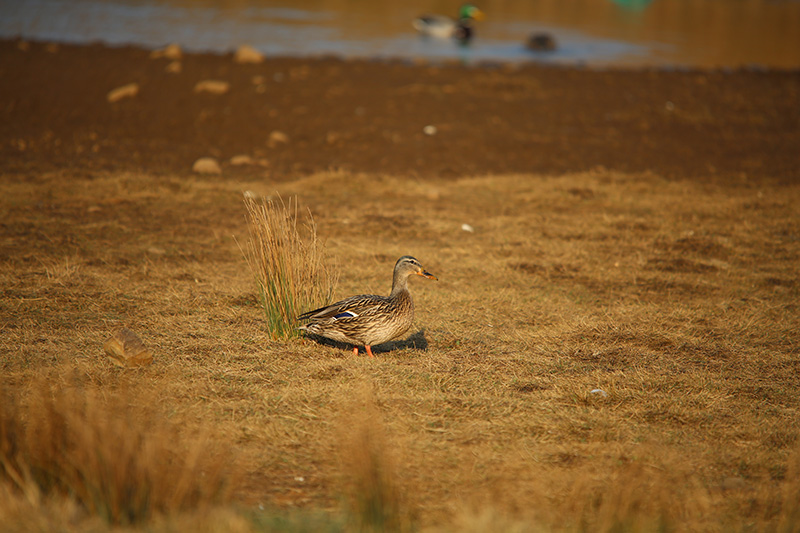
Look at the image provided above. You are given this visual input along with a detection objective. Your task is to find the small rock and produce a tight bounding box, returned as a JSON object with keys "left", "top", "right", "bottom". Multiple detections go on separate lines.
{"left": 107, "top": 83, "right": 139, "bottom": 103}
{"left": 231, "top": 154, "right": 269, "bottom": 167}
{"left": 326, "top": 131, "right": 341, "bottom": 145}
{"left": 423, "top": 125, "right": 437, "bottom": 136}
{"left": 151, "top": 43, "right": 182, "bottom": 60}
{"left": 103, "top": 328, "right": 153, "bottom": 367}
{"left": 194, "top": 80, "right": 230, "bottom": 95}
{"left": 165, "top": 60, "right": 182, "bottom": 74}
{"left": 230, "top": 154, "right": 255, "bottom": 166}
{"left": 461, "top": 223, "right": 474, "bottom": 233}
{"left": 267, "top": 130, "right": 289, "bottom": 148}
{"left": 234, "top": 44, "right": 264, "bottom": 64}
{"left": 192, "top": 157, "right": 222, "bottom": 175}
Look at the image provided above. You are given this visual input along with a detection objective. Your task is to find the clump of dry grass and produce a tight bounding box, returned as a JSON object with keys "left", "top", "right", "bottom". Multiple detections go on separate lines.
{"left": 337, "top": 387, "right": 410, "bottom": 533}
{"left": 0, "top": 374, "right": 236, "bottom": 525}
{"left": 560, "top": 450, "right": 712, "bottom": 532}
{"left": 774, "top": 450, "right": 800, "bottom": 532}
{"left": 241, "top": 195, "right": 337, "bottom": 339}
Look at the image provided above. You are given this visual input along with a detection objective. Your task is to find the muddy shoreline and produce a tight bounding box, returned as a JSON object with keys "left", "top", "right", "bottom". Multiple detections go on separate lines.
{"left": 1, "top": 39, "right": 798, "bottom": 183}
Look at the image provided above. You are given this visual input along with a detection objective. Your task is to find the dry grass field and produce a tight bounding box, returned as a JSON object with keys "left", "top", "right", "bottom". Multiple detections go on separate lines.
{"left": 2, "top": 165, "right": 799, "bottom": 531}
{"left": 2, "top": 38, "right": 800, "bottom": 531}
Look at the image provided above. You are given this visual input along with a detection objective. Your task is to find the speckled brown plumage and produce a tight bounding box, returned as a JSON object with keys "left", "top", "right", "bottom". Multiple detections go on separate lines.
{"left": 298, "top": 256, "right": 437, "bottom": 357}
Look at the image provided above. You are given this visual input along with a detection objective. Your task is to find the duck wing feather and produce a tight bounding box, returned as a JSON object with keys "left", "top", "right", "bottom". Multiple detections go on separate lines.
{"left": 298, "top": 294, "right": 391, "bottom": 322}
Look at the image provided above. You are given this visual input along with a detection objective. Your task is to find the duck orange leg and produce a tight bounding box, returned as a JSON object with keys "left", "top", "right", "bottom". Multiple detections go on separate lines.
{"left": 365, "top": 345, "right": 375, "bottom": 358}
{"left": 353, "top": 346, "right": 359, "bottom": 356}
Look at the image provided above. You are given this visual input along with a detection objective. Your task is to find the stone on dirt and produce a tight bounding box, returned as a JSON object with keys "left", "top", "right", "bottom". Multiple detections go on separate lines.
{"left": 235, "top": 44, "right": 264, "bottom": 64}
{"left": 193, "top": 157, "right": 222, "bottom": 174}
{"left": 150, "top": 43, "right": 182, "bottom": 60}
{"left": 107, "top": 83, "right": 139, "bottom": 103}
{"left": 230, "top": 154, "right": 269, "bottom": 167}
{"left": 165, "top": 60, "right": 182, "bottom": 73}
{"left": 103, "top": 328, "right": 153, "bottom": 367}
{"left": 230, "top": 154, "right": 255, "bottom": 166}
{"left": 267, "top": 130, "right": 289, "bottom": 148}
{"left": 194, "top": 80, "right": 230, "bottom": 95}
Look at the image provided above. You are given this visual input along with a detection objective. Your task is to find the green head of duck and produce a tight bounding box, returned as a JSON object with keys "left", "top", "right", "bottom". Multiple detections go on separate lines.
{"left": 459, "top": 4, "right": 485, "bottom": 22}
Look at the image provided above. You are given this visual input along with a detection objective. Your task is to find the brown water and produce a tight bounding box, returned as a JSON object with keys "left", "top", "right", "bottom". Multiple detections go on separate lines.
{"left": 2, "top": 0, "right": 799, "bottom": 68}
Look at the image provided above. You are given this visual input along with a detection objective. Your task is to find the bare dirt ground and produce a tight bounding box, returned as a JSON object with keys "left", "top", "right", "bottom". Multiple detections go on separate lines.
{"left": 1, "top": 39, "right": 799, "bottom": 531}
{"left": 2, "top": 40, "right": 798, "bottom": 181}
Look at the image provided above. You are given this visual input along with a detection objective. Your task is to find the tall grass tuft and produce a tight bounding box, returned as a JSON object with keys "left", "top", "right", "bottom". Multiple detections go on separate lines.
{"left": 0, "top": 375, "right": 236, "bottom": 525}
{"left": 242, "top": 195, "right": 337, "bottom": 339}
{"left": 775, "top": 449, "right": 800, "bottom": 532}
{"left": 337, "top": 387, "right": 410, "bottom": 533}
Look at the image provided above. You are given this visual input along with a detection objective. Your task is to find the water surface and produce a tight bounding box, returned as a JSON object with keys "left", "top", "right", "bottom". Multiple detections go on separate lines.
{"left": 1, "top": 0, "right": 798, "bottom": 68}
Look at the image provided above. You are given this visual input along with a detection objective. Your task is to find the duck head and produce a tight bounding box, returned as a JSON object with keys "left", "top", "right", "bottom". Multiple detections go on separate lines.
{"left": 395, "top": 256, "right": 438, "bottom": 281}
{"left": 459, "top": 4, "right": 485, "bottom": 21}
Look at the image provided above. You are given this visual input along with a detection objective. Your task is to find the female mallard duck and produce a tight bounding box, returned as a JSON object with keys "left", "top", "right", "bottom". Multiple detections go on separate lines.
{"left": 413, "top": 4, "right": 485, "bottom": 43}
{"left": 298, "top": 256, "right": 437, "bottom": 357}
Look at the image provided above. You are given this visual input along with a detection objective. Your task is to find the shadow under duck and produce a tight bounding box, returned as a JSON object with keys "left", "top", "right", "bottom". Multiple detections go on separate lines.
{"left": 297, "top": 256, "right": 437, "bottom": 357}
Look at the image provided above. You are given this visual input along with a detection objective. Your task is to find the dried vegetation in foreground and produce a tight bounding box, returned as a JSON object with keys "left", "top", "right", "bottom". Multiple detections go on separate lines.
{"left": 1, "top": 168, "right": 799, "bottom": 531}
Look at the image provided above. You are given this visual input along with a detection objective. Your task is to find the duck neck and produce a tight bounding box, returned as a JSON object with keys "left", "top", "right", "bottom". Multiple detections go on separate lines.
{"left": 389, "top": 272, "right": 411, "bottom": 298}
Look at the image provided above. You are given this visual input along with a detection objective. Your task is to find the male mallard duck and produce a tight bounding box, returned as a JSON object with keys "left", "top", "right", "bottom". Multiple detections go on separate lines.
{"left": 413, "top": 4, "right": 485, "bottom": 43}
{"left": 297, "top": 256, "right": 437, "bottom": 357}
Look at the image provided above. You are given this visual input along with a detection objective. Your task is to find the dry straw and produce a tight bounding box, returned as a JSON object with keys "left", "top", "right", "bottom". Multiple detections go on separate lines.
{"left": 0, "top": 376, "right": 235, "bottom": 525}
{"left": 241, "top": 195, "right": 337, "bottom": 339}
{"left": 337, "top": 386, "right": 410, "bottom": 533}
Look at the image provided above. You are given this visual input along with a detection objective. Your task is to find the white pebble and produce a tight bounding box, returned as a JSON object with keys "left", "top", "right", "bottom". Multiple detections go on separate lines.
{"left": 194, "top": 80, "right": 230, "bottom": 95}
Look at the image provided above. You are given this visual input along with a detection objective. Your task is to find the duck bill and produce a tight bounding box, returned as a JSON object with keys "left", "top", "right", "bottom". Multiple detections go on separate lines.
{"left": 418, "top": 270, "right": 438, "bottom": 280}
{"left": 472, "top": 9, "right": 485, "bottom": 21}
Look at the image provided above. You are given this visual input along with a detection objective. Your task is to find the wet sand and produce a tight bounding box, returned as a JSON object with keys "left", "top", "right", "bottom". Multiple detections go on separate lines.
{"left": 1, "top": 38, "right": 798, "bottom": 183}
